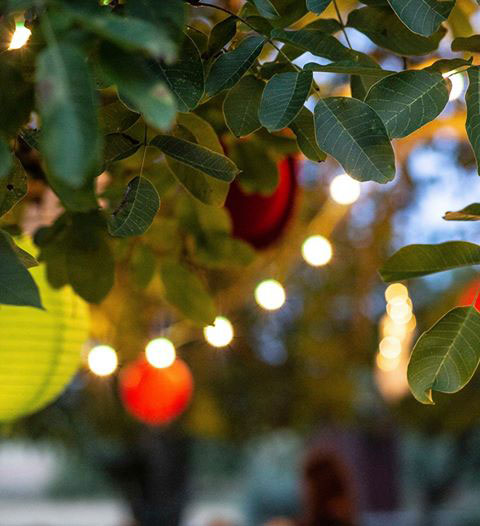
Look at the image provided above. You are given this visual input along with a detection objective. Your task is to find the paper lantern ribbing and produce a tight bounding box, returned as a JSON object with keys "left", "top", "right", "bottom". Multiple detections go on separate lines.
{"left": 120, "top": 358, "right": 194, "bottom": 425}
{"left": 0, "top": 240, "right": 89, "bottom": 422}
{"left": 225, "top": 157, "right": 298, "bottom": 249}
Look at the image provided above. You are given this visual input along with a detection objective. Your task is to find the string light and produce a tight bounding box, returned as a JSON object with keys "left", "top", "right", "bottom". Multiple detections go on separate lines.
{"left": 203, "top": 316, "right": 234, "bottom": 348}
{"left": 8, "top": 22, "right": 31, "bottom": 50}
{"left": 145, "top": 337, "right": 176, "bottom": 369}
{"left": 301, "top": 235, "right": 333, "bottom": 267}
{"left": 329, "top": 174, "right": 361, "bottom": 205}
{"left": 255, "top": 279, "right": 286, "bottom": 311}
{"left": 379, "top": 336, "right": 402, "bottom": 359}
{"left": 87, "top": 345, "right": 118, "bottom": 377}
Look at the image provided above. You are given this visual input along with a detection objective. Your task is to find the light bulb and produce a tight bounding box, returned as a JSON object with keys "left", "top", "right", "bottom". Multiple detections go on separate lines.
{"left": 203, "top": 316, "right": 234, "bottom": 348}
{"left": 387, "top": 297, "right": 413, "bottom": 324}
{"left": 379, "top": 336, "right": 402, "bottom": 359}
{"left": 9, "top": 23, "right": 31, "bottom": 50}
{"left": 145, "top": 337, "right": 176, "bottom": 369}
{"left": 301, "top": 235, "right": 333, "bottom": 267}
{"left": 329, "top": 174, "right": 361, "bottom": 205}
{"left": 255, "top": 279, "right": 286, "bottom": 311}
{"left": 88, "top": 345, "right": 118, "bottom": 377}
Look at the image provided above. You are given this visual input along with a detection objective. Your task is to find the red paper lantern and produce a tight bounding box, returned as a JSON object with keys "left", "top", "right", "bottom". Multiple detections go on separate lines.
{"left": 225, "top": 157, "right": 299, "bottom": 249}
{"left": 458, "top": 278, "right": 480, "bottom": 311}
{"left": 119, "top": 358, "right": 193, "bottom": 425}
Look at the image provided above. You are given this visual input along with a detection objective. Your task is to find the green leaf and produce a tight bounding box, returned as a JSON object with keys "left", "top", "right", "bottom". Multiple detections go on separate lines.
{"left": 290, "top": 107, "right": 326, "bottom": 163}
{"left": 108, "top": 176, "right": 160, "bottom": 238}
{"left": 126, "top": 0, "right": 186, "bottom": 56}
{"left": 159, "top": 117, "right": 229, "bottom": 206}
{"left": 387, "top": 0, "right": 455, "bottom": 37}
{"left": 271, "top": 28, "right": 353, "bottom": 61}
{"left": 248, "top": 0, "right": 280, "bottom": 18}
{"left": 230, "top": 141, "right": 279, "bottom": 195}
{"left": 0, "top": 139, "right": 12, "bottom": 180}
{"left": 223, "top": 75, "right": 265, "bottom": 137}
{"left": 347, "top": 6, "right": 447, "bottom": 55}
{"left": 36, "top": 43, "right": 101, "bottom": 189}
{"left": 259, "top": 71, "right": 313, "bottom": 132}
{"left": 66, "top": 7, "right": 176, "bottom": 61}
{"left": 193, "top": 234, "right": 256, "bottom": 269}
{"left": 425, "top": 57, "right": 472, "bottom": 74}
{"left": 160, "top": 259, "right": 216, "bottom": 326}
{"left": 466, "top": 66, "right": 480, "bottom": 174}
{"left": 205, "top": 36, "right": 265, "bottom": 96}
{"left": 155, "top": 33, "right": 204, "bottom": 112}
{"left": 0, "top": 230, "right": 42, "bottom": 309}
{"left": 452, "top": 35, "right": 480, "bottom": 52}
{"left": 408, "top": 306, "right": 480, "bottom": 404}
{"left": 444, "top": 203, "right": 480, "bottom": 221}
{"left": 150, "top": 135, "right": 239, "bottom": 182}
{"left": 100, "top": 100, "right": 140, "bottom": 134}
{"left": 380, "top": 241, "right": 480, "bottom": 282}
{"left": 99, "top": 43, "right": 176, "bottom": 131}
{"left": 207, "top": 16, "right": 237, "bottom": 57}
{"left": 0, "top": 156, "right": 27, "bottom": 217}
{"left": 103, "top": 133, "right": 141, "bottom": 165}
{"left": 130, "top": 244, "right": 156, "bottom": 289}
{"left": 306, "top": 0, "right": 331, "bottom": 14}
{"left": 314, "top": 97, "right": 395, "bottom": 183}
{"left": 364, "top": 70, "right": 450, "bottom": 139}
{"left": 65, "top": 212, "right": 114, "bottom": 304}
{"left": 49, "top": 178, "right": 98, "bottom": 213}
{"left": 304, "top": 60, "right": 394, "bottom": 77}
{"left": 0, "top": 60, "right": 33, "bottom": 138}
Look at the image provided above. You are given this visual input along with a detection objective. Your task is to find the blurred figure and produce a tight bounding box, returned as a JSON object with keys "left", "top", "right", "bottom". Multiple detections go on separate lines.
{"left": 297, "top": 449, "right": 356, "bottom": 526}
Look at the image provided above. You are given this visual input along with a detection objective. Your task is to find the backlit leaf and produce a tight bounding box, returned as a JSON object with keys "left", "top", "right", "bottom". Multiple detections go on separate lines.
{"left": 380, "top": 241, "right": 480, "bottom": 282}
{"left": 0, "top": 156, "right": 27, "bottom": 217}
{"left": 408, "top": 307, "right": 480, "bottom": 404}
{"left": 314, "top": 97, "right": 395, "bottom": 183}
{"left": 444, "top": 203, "right": 480, "bottom": 221}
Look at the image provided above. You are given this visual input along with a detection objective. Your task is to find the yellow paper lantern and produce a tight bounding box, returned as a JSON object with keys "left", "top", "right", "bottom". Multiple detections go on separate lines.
{"left": 0, "top": 239, "right": 89, "bottom": 422}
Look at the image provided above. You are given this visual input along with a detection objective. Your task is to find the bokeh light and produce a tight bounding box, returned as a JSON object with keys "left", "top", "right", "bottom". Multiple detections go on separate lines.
{"left": 255, "top": 279, "right": 286, "bottom": 311}
{"left": 329, "top": 174, "right": 361, "bottom": 205}
{"left": 145, "top": 337, "right": 176, "bottom": 369}
{"left": 379, "top": 336, "right": 402, "bottom": 359}
{"left": 448, "top": 72, "right": 465, "bottom": 102}
{"left": 203, "top": 316, "right": 234, "bottom": 348}
{"left": 9, "top": 23, "right": 31, "bottom": 50}
{"left": 385, "top": 283, "right": 409, "bottom": 303}
{"left": 376, "top": 353, "right": 401, "bottom": 372}
{"left": 88, "top": 345, "right": 118, "bottom": 377}
{"left": 301, "top": 235, "right": 333, "bottom": 267}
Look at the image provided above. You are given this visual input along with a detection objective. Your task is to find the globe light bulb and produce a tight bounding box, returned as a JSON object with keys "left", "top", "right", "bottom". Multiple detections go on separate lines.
{"left": 145, "top": 337, "right": 176, "bottom": 369}
{"left": 379, "top": 336, "right": 402, "bottom": 359}
{"left": 9, "top": 23, "right": 31, "bottom": 50}
{"left": 301, "top": 235, "right": 333, "bottom": 267}
{"left": 329, "top": 174, "right": 361, "bottom": 205}
{"left": 255, "top": 279, "right": 286, "bottom": 311}
{"left": 88, "top": 345, "right": 118, "bottom": 377}
{"left": 447, "top": 72, "right": 465, "bottom": 102}
{"left": 387, "top": 297, "right": 413, "bottom": 324}
{"left": 203, "top": 316, "right": 234, "bottom": 348}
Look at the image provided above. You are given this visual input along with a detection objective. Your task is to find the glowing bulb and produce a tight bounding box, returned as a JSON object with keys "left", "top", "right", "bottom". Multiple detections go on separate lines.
{"left": 385, "top": 283, "right": 409, "bottom": 303}
{"left": 203, "top": 316, "right": 234, "bottom": 348}
{"left": 145, "top": 337, "right": 176, "bottom": 369}
{"left": 9, "top": 23, "right": 31, "bottom": 50}
{"left": 376, "top": 353, "right": 401, "bottom": 372}
{"left": 379, "top": 336, "right": 402, "bottom": 359}
{"left": 301, "top": 235, "right": 333, "bottom": 267}
{"left": 329, "top": 174, "right": 361, "bottom": 205}
{"left": 88, "top": 345, "right": 118, "bottom": 376}
{"left": 380, "top": 314, "right": 408, "bottom": 339}
{"left": 255, "top": 279, "right": 286, "bottom": 311}
{"left": 447, "top": 72, "right": 465, "bottom": 102}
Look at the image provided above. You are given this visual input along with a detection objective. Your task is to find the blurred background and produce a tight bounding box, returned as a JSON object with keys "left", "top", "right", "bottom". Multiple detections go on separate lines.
{"left": 3, "top": 1, "right": 480, "bottom": 525}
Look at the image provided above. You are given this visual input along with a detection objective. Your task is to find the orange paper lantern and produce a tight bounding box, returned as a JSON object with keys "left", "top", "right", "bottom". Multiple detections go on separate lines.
{"left": 119, "top": 357, "right": 193, "bottom": 425}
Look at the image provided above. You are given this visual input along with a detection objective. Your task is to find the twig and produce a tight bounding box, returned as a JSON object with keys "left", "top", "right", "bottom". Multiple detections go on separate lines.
{"left": 332, "top": 0, "right": 352, "bottom": 50}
